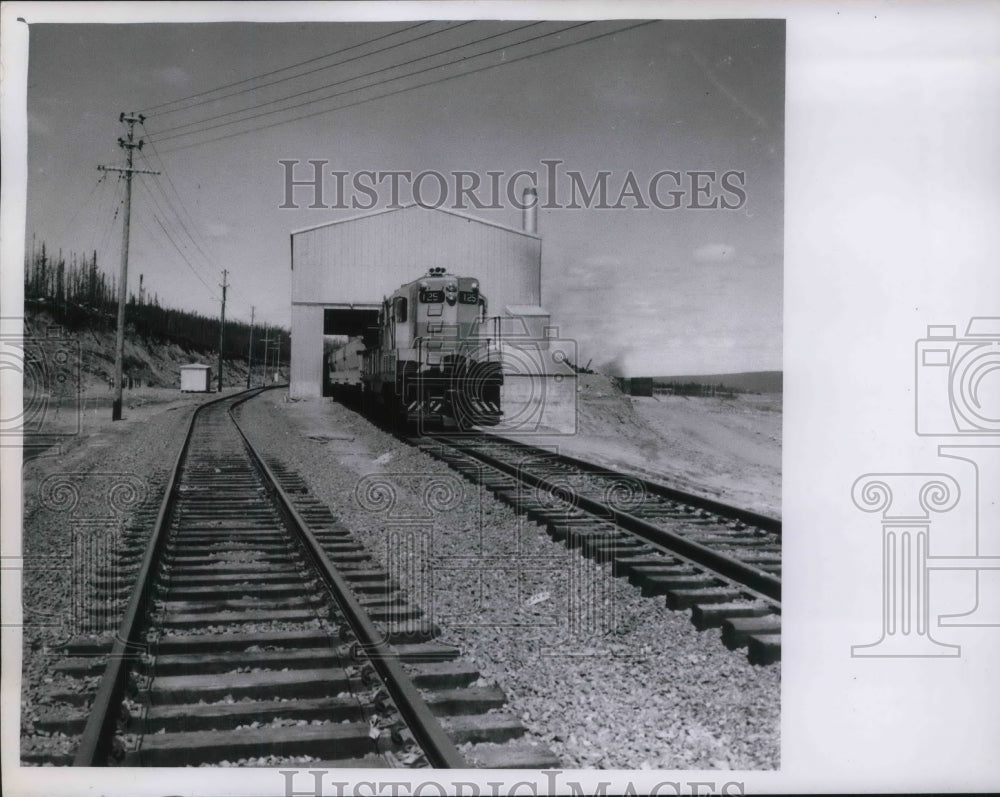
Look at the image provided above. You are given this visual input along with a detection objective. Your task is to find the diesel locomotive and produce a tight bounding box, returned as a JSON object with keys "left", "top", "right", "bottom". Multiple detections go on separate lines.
{"left": 327, "top": 268, "right": 503, "bottom": 430}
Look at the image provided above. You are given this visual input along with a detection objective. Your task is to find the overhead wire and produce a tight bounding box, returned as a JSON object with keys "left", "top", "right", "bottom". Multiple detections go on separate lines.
{"left": 97, "top": 174, "right": 127, "bottom": 254}
{"left": 154, "top": 21, "right": 655, "bottom": 154}
{"left": 149, "top": 21, "right": 523, "bottom": 139}
{"left": 135, "top": 175, "right": 219, "bottom": 297}
{"left": 143, "top": 202, "right": 222, "bottom": 301}
{"left": 138, "top": 144, "right": 218, "bottom": 273}
{"left": 50, "top": 171, "right": 110, "bottom": 251}
{"left": 135, "top": 212, "right": 220, "bottom": 302}
{"left": 146, "top": 21, "right": 568, "bottom": 145}
{"left": 147, "top": 22, "right": 465, "bottom": 131}
{"left": 141, "top": 22, "right": 430, "bottom": 116}
{"left": 80, "top": 170, "right": 115, "bottom": 255}
{"left": 138, "top": 138, "right": 255, "bottom": 312}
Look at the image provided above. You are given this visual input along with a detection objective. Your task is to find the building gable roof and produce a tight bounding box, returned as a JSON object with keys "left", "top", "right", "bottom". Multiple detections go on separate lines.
{"left": 290, "top": 203, "right": 540, "bottom": 240}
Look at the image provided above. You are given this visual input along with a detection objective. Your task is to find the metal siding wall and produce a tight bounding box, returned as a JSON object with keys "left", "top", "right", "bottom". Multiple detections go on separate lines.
{"left": 290, "top": 304, "right": 324, "bottom": 398}
{"left": 291, "top": 207, "right": 539, "bottom": 308}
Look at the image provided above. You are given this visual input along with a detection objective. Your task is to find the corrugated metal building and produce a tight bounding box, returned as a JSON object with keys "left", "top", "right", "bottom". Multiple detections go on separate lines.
{"left": 289, "top": 204, "right": 543, "bottom": 398}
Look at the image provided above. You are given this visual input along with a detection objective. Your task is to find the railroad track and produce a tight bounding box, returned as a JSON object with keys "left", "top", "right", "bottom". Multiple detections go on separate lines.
{"left": 36, "top": 390, "right": 557, "bottom": 768}
{"left": 413, "top": 432, "right": 782, "bottom": 665}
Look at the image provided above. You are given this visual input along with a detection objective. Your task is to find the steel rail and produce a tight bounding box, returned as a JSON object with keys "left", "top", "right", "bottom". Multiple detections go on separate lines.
{"left": 478, "top": 432, "right": 781, "bottom": 535}
{"left": 74, "top": 388, "right": 266, "bottom": 766}
{"left": 429, "top": 434, "right": 782, "bottom": 605}
{"left": 227, "top": 394, "right": 467, "bottom": 769}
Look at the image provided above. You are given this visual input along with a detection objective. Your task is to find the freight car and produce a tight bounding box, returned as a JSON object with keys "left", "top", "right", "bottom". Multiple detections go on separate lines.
{"left": 325, "top": 337, "right": 365, "bottom": 403}
{"left": 327, "top": 268, "right": 503, "bottom": 430}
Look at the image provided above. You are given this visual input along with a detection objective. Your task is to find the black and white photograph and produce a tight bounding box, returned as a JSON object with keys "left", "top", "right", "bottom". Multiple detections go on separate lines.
{"left": 1, "top": 2, "right": 997, "bottom": 795}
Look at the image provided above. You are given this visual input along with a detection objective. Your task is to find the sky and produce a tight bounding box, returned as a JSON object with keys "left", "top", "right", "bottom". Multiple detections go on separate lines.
{"left": 24, "top": 16, "right": 783, "bottom": 377}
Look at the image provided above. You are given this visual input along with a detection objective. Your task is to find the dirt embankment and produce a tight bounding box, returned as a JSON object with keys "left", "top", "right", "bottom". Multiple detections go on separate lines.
{"left": 23, "top": 311, "right": 262, "bottom": 394}
{"left": 512, "top": 373, "right": 782, "bottom": 518}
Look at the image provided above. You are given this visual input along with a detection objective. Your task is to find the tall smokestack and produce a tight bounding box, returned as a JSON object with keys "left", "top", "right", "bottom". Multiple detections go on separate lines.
{"left": 522, "top": 188, "right": 538, "bottom": 235}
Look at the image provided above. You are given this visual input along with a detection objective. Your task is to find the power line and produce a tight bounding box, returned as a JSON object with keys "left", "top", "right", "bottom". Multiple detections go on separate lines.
{"left": 51, "top": 171, "right": 109, "bottom": 248}
{"left": 155, "top": 21, "right": 654, "bottom": 155}
{"left": 141, "top": 22, "right": 429, "bottom": 116}
{"left": 149, "top": 21, "right": 509, "bottom": 138}
{"left": 150, "top": 213, "right": 221, "bottom": 301}
{"left": 133, "top": 211, "right": 219, "bottom": 302}
{"left": 139, "top": 135, "right": 251, "bottom": 308}
{"left": 134, "top": 173, "right": 215, "bottom": 281}
{"left": 87, "top": 171, "right": 118, "bottom": 253}
{"left": 139, "top": 137, "right": 250, "bottom": 311}
{"left": 147, "top": 22, "right": 461, "bottom": 132}
{"left": 138, "top": 145, "right": 218, "bottom": 272}
{"left": 147, "top": 21, "right": 563, "bottom": 145}
{"left": 97, "top": 175, "right": 127, "bottom": 254}
{"left": 135, "top": 178, "right": 220, "bottom": 298}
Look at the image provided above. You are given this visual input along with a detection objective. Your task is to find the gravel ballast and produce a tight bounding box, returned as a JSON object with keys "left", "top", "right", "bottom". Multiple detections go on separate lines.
{"left": 236, "top": 392, "right": 780, "bottom": 770}
{"left": 18, "top": 390, "right": 236, "bottom": 764}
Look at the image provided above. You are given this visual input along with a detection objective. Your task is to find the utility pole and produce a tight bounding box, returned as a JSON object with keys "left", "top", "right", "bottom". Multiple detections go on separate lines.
{"left": 218, "top": 269, "right": 229, "bottom": 393}
{"left": 262, "top": 327, "right": 270, "bottom": 384}
{"left": 98, "top": 112, "right": 159, "bottom": 421}
{"left": 246, "top": 306, "right": 255, "bottom": 389}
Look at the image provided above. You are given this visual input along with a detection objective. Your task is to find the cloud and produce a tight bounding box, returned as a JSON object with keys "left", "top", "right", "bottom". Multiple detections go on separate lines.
{"left": 157, "top": 66, "right": 192, "bottom": 87}
{"left": 693, "top": 243, "right": 737, "bottom": 264}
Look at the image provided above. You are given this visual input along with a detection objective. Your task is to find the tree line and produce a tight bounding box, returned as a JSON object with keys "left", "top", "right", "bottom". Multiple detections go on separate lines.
{"left": 23, "top": 240, "right": 289, "bottom": 362}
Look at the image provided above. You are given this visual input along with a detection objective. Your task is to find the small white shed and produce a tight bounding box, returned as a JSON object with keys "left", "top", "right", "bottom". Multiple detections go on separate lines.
{"left": 180, "top": 364, "right": 213, "bottom": 393}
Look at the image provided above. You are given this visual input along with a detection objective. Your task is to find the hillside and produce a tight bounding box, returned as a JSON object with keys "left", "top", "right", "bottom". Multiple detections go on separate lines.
{"left": 23, "top": 309, "right": 277, "bottom": 395}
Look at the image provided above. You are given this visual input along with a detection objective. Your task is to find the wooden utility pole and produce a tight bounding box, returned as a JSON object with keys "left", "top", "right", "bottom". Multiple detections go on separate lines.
{"left": 98, "top": 112, "right": 158, "bottom": 421}
{"left": 246, "top": 306, "right": 255, "bottom": 389}
{"left": 262, "top": 326, "right": 270, "bottom": 384}
{"left": 218, "top": 269, "right": 229, "bottom": 392}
